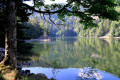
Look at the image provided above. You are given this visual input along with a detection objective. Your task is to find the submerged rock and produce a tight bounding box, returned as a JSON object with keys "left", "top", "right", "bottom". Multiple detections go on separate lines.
{"left": 25, "top": 70, "right": 30, "bottom": 75}
{"left": 91, "top": 53, "right": 102, "bottom": 58}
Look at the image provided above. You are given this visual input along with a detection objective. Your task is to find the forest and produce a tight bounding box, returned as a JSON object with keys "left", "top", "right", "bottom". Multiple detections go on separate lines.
{"left": 24, "top": 7, "right": 120, "bottom": 38}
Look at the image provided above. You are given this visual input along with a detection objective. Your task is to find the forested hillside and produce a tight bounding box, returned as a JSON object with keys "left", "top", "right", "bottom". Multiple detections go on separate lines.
{"left": 49, "top": 7, "right": 120, "bottom": 37}
{"left": 23, "top": 17, "right": 50, "bottom": 39}
{"left": 28, "top": 7, "right": 120, "bottom": 38}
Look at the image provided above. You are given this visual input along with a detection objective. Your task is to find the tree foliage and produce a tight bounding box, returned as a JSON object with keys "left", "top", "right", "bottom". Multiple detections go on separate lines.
{"left": 22, "top": 0, "right": 120, "bottom": 29}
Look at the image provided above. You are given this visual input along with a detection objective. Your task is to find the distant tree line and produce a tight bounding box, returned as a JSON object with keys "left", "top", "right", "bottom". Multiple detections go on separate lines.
{"left": 32, "top": 10, "right": 120, "bottom": 37}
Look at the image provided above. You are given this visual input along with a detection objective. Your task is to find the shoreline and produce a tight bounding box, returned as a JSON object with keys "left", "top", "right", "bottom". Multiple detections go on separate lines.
{"left": 99, "top": 36, "right": 120, "bottom": 39}
{"left": 78, "top": 36, "right": 120, "bottom": 39}
{"left": 25, "top": 38, "right": 51, "bottom": 42}
{"left": 25, "top": 36, "right": 120, "bottom": 42}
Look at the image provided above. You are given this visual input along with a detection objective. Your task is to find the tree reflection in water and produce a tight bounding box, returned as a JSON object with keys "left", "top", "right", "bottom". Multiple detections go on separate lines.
{"left": 77, "top": 67, "right": 103, "bottom": 80}
{"left": 29, "top": 38, "right": 120, "bottom": 77}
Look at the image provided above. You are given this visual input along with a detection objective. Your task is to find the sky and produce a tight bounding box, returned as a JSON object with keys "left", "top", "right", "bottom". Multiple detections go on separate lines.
{"left": 45, "top": 0, "right": 67, "bottom": 4}
{"left": 24, "top": 0, "right": 67, "bottom": 6}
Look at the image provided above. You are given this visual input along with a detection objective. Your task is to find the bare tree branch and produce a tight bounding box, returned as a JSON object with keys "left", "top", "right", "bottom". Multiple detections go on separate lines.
{"left": 42, "top": 14, "right": 52, "bottom": 24}
{"left": 49, "top": 13, "right": 66, "bottom": 26}
{"left": 40, "top": 13, "right": 66, "bottom": 26}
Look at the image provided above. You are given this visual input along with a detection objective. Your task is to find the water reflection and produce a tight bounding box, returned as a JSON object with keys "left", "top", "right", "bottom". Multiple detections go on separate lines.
{"left": 23, "top": 67, "right": 120, "bottom": 80}
{"left": 78, "top": 67, "right": 103, "bottom": 80}
{"left": 25, "top": 37, "right": 120, "bottom": 79}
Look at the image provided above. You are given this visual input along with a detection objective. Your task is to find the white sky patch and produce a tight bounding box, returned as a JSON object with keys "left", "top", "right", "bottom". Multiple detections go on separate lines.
{"left": 45, "top": 0, "right": 67, "bottom": 4}
{"left": 23, "top": 0, "right": 34, "bottom": 6}
{"left": 23, "top": 0, "right": 67, "bottom": 6}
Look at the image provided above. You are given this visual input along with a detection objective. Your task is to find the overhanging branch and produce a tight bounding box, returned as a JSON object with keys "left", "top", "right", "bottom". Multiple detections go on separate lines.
{"left": 22, "top": 0, "right": 74, "bottom": 14}
{"left": 49, "top": 14, "right": 66, "bottom": 26}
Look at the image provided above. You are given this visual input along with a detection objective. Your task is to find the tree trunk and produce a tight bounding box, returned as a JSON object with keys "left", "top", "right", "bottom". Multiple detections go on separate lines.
{"left": 7, "top": 0, "right": 17, "bottom": 68}
{"left": 0, "top": 0, "right": 17, "bottom": 68}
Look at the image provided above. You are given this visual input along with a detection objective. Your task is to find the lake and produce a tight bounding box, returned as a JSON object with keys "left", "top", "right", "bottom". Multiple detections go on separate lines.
{"left": 23, "top": 37, "right": 120, "bottom": 80}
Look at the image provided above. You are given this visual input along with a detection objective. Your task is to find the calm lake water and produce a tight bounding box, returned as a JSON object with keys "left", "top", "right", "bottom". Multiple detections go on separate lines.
{"left": 23, "top": 37, "right": 120, "bottom": 80}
